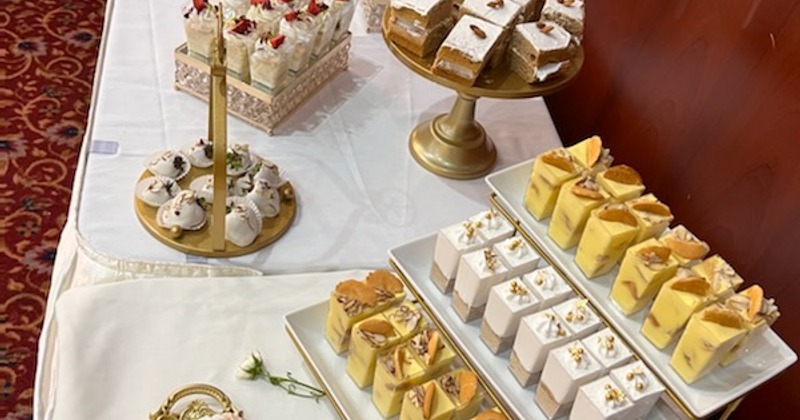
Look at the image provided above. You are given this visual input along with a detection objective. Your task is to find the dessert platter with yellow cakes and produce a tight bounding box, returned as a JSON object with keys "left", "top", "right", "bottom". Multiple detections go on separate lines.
{"left": 176, "top": 0, "right": 356, "bottom": 134}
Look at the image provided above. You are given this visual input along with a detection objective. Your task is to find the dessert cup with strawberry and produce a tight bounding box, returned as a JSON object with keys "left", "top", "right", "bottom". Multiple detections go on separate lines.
{"left": 250, "top": 34, "right": 294, "bottom": 91}
{"left": 183, "top": 0, "right": 218, "bottom": 58}
{"left": 303, "top": 0, "right": 336, "bottom": 57}
{"left": 224, "top": 16, "right": 260, "bottom": 79}
{"left": 326, "top": 0, "right": 355, "bottom": 42}
{"left": 246, "top": 0, "right": 284, "bottom": 36}
{"left": 280, "top": 9, "right": 318, "bottom": 73}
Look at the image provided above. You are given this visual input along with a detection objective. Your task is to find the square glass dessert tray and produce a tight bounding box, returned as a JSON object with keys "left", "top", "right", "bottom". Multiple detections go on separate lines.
{"left": 388, "top": 235, "right": 676, "bottom": 420}
{"left": 174, "top": 34, "right": 351, "bottom": 135}
{"left": 485, "top": 158, "right": 798, "bottom": 418}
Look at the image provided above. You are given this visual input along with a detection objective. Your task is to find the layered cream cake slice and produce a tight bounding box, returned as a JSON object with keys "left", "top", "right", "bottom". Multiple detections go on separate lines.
{"left": 524, "top": 148, "right": 582, "bottom": 220}
{"left": 183, "top": 0, "right": 217, "bottom": 58}
{"left": 508, "top": 21, "right": 576, "bottom": 84}
{"left": 472, "top": 208, "right": 515, "bottom": 245}
{"left": 547, "top": 175, "right": 609, "bottom": 249}
{"left": 385, "top": 301, "right": 427, "bottom": 344}
{"left": 641, "top": 269, "right": 714, "bottom": 349}
{"left": 691, "top": 254, "right": 744, "bottom": 300}
{"left": 387, "top": 0, "right": 455, "bottom": 58}
{"left": 659, "top": 224, "right": 710, "bottom": 267}
{"left": 508, "top": 0, "right": 545, "bottom": 21}
{"left": 438, "top": 370, "right": 483, "bottom": 420}
{"left": 552, "top": 298, "right": 602, "bottom": 339}
{"left": 608, "top": 361, "right": 665, "bottom": 420}
{"left": 346, "top": 314, "right": 402, "bottom": 388}
{"left": 596, "top": 165, "right": 645, "bottom": 203}
{"left": 569, "top": 377, "right": 634, "bottom": 420}
{"left": 250, "top": 34, "right": 293, "bottom": 91}
{"left": 366, "top": 269, "right": 408, "bottom": 307}
{"left": 408, "top": 328, "right": 457, "bottom": 384}
{"left": 670, "top": 305, "right": 747, "bottom": 383}
{"left": 327, "top": 0, "right": 356, "bottom": 41}
{"left": 480, "top": 278, "right": 540, "bottom": 354}
{"left": 432, "top": 219, "right": 485, "bottom": 293}
{"left": 325, "top": 279, "right": 379, "bottom": 353}
{"left": 575, "top": 204, "right": 640, "bottom": 278}
{"left": 536, "top": 340, "right": 603, "bottom": 419}
{"left": 224, "top": 17, "right": 260, "bottom": 79}
{"left": 432, "top": 15, "right": 505, "bottom": 85}
{"left": 625, "top": 194, "right": 674, "bottom": 244}
{"left": 372, "top": 345, "right": 427, "bottom": 418}
{"left": 720, "top": 285, "right": 780, "bottom": 366}
{"left": 508, "top": 308, "right": 572, "bottom": 387}
{"left": 566, "top": 135, "right": 614, "bottom": 174}
{"left": 541, "top": 0, "right": 584, "bottom": 39}
{"left": 524, "top": 265, "right": 575, "bottom": 308}
{"left": 401, "top": 380, "right": 456, "bottom": 420}
{"left": 581, "top": 328, "right": 634, "bottom": 375}
{"left": 610, "top": 239, "right": 679, "bottom": 315}
{"left": 492, "top": 236, "right": 540, "bottom": 279}
{"left": 452, "top": 248, "right": 509, "bottom": 322}
{"left": 460, "top": 0, "right": 522, "bottom": 28}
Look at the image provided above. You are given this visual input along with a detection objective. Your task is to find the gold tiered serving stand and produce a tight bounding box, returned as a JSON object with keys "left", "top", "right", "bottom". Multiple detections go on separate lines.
{"left": 381, "top": 12, "right": 584, "bottom": 179}
{"left": 150, "top": 383, "right": 243, "bottom": 420}
{"left": 136, "top": 7, "right": 296, "bottom": 257}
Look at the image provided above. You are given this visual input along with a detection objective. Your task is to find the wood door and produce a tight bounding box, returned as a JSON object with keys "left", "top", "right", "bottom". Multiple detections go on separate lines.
{"left": 544, "top": 1, "right": 800, "bottom": 417}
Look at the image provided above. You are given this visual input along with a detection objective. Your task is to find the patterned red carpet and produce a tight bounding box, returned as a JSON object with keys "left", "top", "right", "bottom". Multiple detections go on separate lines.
{"left": 0, "top": 0, "right": 105, "bottom": 416}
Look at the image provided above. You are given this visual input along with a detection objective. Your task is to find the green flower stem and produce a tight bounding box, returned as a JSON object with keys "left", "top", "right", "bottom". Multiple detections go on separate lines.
{"left": 259, "top": 371, "right": 326, "bottom": 401}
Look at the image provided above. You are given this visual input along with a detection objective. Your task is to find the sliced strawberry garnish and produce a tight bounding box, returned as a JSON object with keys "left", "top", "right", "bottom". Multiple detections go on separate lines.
{"left": 307, "top": 0, "right": 321, "bottom": 15}
{"left": 193, "top": 0, "right": 207, "bottom": 12}
{"left": 284, "top": 10, "right": 298, "bottom": 21}
{"left": 269, "top": 34, "right": 286, "bottom": 49}
{"left": 230, "top": 17, "right": 257, "bottom": 34}
{"left": 250, "top": 0, "right": 264, "bottom": 5}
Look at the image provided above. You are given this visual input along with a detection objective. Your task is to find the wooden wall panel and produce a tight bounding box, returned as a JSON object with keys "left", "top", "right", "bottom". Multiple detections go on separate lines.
{"left": 544, "top": 1, "right": 800, "bottom": 417}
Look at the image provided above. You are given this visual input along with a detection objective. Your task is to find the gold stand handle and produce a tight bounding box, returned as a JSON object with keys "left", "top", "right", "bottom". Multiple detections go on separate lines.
{"left": 409, "top": 92, "right": 496, "bottom": 179}
{"left": 149, "top": 383, "right": 243, "bottom": 420}
{"left": 209, "top": 6, "right": 227, "bottom": 251}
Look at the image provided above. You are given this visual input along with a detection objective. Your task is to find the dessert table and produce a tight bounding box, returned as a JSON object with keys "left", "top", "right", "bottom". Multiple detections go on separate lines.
{"left": 34, "top": 0, "right": 564, "bottom": 418}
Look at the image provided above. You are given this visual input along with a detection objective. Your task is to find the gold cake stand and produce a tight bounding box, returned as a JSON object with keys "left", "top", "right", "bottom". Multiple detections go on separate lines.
{"left": 381, "top": 12, "right": 584, "bottom": 179}
{"left": 135, "top": 5, "right": 296, "bottom": 258}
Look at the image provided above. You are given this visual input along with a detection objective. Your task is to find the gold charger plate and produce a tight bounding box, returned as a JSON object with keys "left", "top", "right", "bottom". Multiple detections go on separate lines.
{"left": 381, "top": 10, "right": 585, "bottom": 99}
{"left": 134, "top": 158, "right": 296, "bottom": 258}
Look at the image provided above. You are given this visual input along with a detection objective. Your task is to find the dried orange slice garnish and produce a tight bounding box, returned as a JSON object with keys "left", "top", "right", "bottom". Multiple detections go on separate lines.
{"left": 636, "top": 246, "right": 672, "bottom": 263}
{"left": 426, "top": 331, "right": 440, "bottom": 366}
{"left": 572, "top": 185, "right": 605, "bottom": 200}
{"left": 473, "top": 410, "right": 507, "bottom": 420}
{"left": 662, "top": 236, "right": 709, "bottom": 260}
{"left": 335, "top": 280, "right": 378, "bottom": 307}
{"left": 393, "top": 347, "right": 404, "bottom": 379}
{"left": 604, "top": 165, "right": 642, "bottom": 185}
{"left": 365, "top": 270, "right": 404, "bottom": 293}
{"left": 631, "top": 201, "right": 672, "bottom": 217}
{"left": 541, "top": 151, "right": 574, "bottom": 172}
{"left": 584, "top": 136, "right": 603, "bottom": 167}
{"left": 670, "top": 276, "right": 710, "bottom": 295}
{"left": 597, "top": 208, "right": 638, "bottom": 227}
{"left": 745, "top": 285, "right": 764, "bottom": 321}
{"left": 359, "top": 319, "right": 396, "bottom": 336}
{"left": 459, "top": 371, "right": 478, "bottom": 404}
{"left": 423, "top": 382, "right": 435, "bottom": 419}
{"left": 702, "top": 306, "right": 744, "bottom": 329}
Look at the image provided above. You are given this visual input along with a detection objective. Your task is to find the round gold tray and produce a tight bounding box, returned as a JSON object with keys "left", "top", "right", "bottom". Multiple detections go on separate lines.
{"left": 134, "top": 159, "right": 296, "bottom": 258}
{"left": 381, "top": 11, "right": 584, "bottom": 179}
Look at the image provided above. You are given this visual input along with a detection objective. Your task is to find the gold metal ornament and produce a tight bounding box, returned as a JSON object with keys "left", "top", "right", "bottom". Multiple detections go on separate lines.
{"left": 150, "top": 383, "right": 242, "bottom": 420}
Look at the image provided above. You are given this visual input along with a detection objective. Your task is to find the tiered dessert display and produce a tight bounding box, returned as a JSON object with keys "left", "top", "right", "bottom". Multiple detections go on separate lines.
{"left": 176, "top": 0, "right": 354, "bottom": 134}
{"left": 136, "top": 8, "right": 296, "bottom": 257}
{"left": 381, "top": 1, "right": 584, "bottom": 179}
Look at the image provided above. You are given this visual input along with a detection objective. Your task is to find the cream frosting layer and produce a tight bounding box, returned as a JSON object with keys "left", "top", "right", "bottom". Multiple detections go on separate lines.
{"left": 441, "top": 15, "right": 504, "bottom": 63}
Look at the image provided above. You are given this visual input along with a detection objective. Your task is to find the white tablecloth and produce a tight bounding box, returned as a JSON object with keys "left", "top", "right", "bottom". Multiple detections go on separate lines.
{"left": 35, "top": 0, "right": 565, "bottom": 417}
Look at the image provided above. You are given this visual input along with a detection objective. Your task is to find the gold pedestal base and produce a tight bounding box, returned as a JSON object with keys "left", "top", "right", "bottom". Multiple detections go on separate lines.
{"left": 409, "top": 93, "right": 496, "bottom": 179}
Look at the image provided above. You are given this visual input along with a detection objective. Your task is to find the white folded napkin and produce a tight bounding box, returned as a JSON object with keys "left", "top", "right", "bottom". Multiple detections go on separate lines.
{"left": 50, "top": 271, "right": 370, "bottom": 420}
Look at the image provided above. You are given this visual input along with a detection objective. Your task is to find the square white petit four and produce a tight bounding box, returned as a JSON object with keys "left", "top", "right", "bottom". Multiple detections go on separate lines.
{"left": 471, "top": 209, "right": 515, "bottom": 245}
{"left": 609, "top": 361, "right": 665, "bottom": 420}
{"left": 524, "top": 266, "right": 575, "bottom": 308}
{"left": 581, "top": 328, "right": 634, "bottom": 375}
{"left": 480, "top": 278, "right": 540, "bottom": 354}
{"left": 492, "top": 236, "right": 540, "bottom": 279}
{"left": 536, "top": 340, "right": 603, "bottom": 418}
{"left": 452, "top": 248, "right": 509, "bottom": 322}
{"left": 552, "top": 297, "right": 602, "bottom": 339}
{"left": 569, "top": 377, "right": 634, "bottom": 420}
{"left": 508, "top": 308, "right": 571, "bottom": 387}
{"left": 432, "top": 15, "right": 506, "bottom": 86}
{"left": 541, "top": 0, "right": 584, "bottom": 39}
{"left": 432, "top": 219, "right": 485, "bottom": 292}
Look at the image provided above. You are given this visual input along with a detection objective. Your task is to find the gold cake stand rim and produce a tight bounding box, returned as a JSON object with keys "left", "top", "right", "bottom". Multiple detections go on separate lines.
{"left": 134, "top": 160, "right": 297, "bottom": 258}
{"left": 380, "top": 10, "right": 585, "bottom": 99}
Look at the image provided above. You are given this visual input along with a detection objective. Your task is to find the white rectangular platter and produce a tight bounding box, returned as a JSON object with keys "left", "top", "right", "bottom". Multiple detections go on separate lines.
{"left": 285, "top": 300, "right": 386, "bottom": 420}
{"left": 485, "top": 158, "right": 797, "bottom": 418}
{"left": 389, "top": 234, "right": 676, "bottom": 420}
